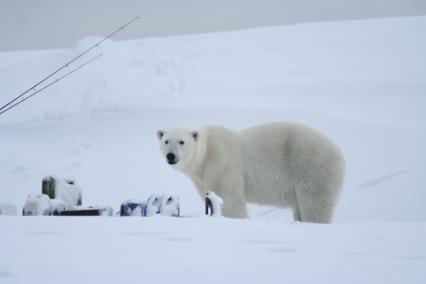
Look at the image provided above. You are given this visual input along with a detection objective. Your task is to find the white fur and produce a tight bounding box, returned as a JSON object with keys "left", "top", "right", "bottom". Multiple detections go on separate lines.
{"left": 158, "top": 122, "right": 345, "bottom": 223}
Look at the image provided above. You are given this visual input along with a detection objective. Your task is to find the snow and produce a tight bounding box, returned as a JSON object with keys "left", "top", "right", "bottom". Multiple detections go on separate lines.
{"left": 49, "top": 176, "right": 82, "bottom": 208}
{"left": 1, "top": 217, "right": 426, "bottom": 284}
{"left": 159, "top": 194, "right": 180, "bottom": 217}
{"left": 22, "top": 194, "right": 51, "bottom": 216}
{"left": 22, "top": 194, "right": 66, "bottom": 216}
{"left": 144, "top": 194, "right": 166, "bottom": 216}
{"left": 206, "top": 192, "right": 224, "bottom": 217}
{"left": 47, "top": 199, "right": 66, "bottom": 215}
{"left": 140, "top": 194, "right": 181, "bottom": 217}
{"left": 0, "top": 16, "right": 426, "bottom": 283}
{"left": 0, "top": 202, "right": 17, "bottom": 216}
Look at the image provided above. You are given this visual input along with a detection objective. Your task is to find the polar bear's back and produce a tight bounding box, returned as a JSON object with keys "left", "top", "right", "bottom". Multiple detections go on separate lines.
{"left": 238, "top": 122, "right": 345, "bottom": 207}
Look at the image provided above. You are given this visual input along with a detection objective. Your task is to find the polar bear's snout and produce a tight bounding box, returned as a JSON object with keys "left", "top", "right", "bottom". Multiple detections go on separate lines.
{"left": 167, "top": 153, "right": 177, "bottom": 165}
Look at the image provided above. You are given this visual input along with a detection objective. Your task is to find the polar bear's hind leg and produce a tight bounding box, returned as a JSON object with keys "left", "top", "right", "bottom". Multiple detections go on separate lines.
{"left": 295, "top": 183, "right": 340, "bottom": 223}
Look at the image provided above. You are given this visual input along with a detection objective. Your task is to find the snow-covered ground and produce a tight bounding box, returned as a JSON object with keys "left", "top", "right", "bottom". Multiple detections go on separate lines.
{"left": 1, "top": 16, "right": 425, "bottom": 283}
{"left": 2, "top": 217, "right": 426, "bottom": 284}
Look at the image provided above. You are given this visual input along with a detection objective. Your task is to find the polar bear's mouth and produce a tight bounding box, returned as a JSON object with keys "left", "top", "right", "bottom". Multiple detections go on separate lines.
{"left": 168, "top": 160, "right": 177, "bottom": 165}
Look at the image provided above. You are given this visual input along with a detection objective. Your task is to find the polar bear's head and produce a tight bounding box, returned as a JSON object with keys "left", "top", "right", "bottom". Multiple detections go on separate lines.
{"left": 157, "top": 128, "right": 199, "bottom": 170}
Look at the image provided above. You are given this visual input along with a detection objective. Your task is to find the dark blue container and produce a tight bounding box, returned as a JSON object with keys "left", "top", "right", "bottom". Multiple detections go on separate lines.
{"left": 120, "top": 200, "right": 144, "bottom": 216}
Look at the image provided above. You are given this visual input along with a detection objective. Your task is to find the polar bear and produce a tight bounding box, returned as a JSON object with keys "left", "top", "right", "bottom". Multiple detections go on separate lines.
{"left": 157, "top": 122, "right": 345, "bottom": 223}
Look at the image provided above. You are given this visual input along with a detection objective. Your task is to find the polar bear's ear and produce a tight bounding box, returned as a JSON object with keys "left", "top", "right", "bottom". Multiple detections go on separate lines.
{"left": 191, "top": 131, "right": 199, "bottom": 141}
{"left": 157, "top": 130, "right": 165, "bottom": 140}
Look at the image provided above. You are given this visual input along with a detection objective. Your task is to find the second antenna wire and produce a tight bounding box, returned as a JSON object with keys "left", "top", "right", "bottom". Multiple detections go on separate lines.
{"left": 0, "top": 16, "right": 140, "bottom": 113}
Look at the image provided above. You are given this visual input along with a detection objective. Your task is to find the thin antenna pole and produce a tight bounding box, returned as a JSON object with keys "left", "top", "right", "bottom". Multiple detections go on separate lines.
{"left": 0, "top": 54, "right": 103, "bottom": 116}
{"left": 0, "top": 16, "right": 139, "bottom": 112}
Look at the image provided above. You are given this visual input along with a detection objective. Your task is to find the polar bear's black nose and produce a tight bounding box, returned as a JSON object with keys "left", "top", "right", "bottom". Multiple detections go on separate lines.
{"left": 167, "top": 153, "right": 176, "bottom": 163}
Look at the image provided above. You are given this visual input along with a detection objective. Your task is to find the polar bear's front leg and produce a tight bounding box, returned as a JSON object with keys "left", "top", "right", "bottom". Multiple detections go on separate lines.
{"left": 190, "top": 176, "right": 207, "bottom": 198}
{"left": 206, "top": 171, "right": 248, "bottom": 219}
{"left": 222, "top": 191, "right": 248, "bottom": 219}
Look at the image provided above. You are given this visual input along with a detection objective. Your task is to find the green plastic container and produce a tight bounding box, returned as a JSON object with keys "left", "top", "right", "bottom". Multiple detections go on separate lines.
{"left": 41, "top": 176, "right": 82, "bottom": 206}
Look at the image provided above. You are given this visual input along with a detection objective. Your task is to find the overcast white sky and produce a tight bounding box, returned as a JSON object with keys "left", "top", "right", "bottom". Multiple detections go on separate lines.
{"left": 1, "top": 0, "right": 426, "bottom": 51}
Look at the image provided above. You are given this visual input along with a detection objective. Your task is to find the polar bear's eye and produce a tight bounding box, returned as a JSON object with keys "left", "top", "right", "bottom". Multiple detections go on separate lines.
{"left": 165, "top": 140, "right": 169, "bottom": 145}
{"left": 179, "top": 141, "right": 185, "bottom": 145}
